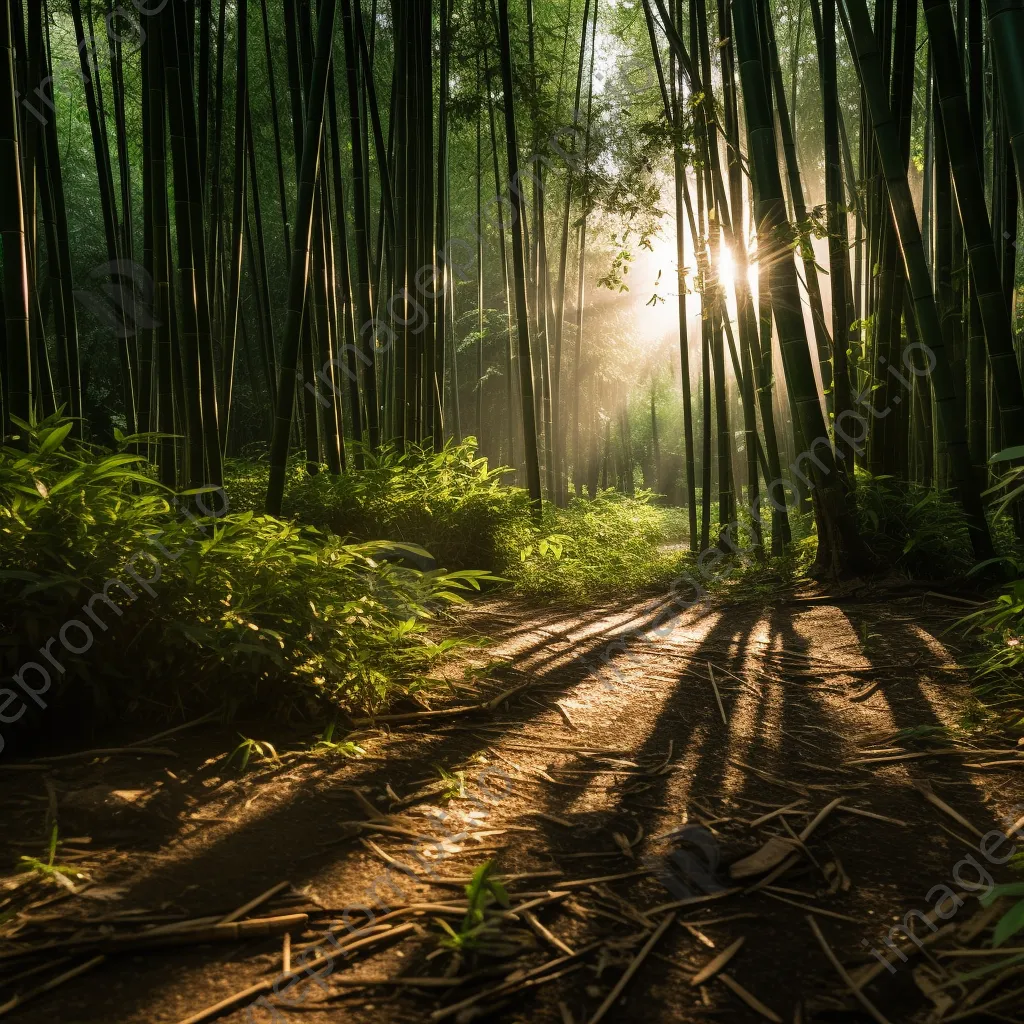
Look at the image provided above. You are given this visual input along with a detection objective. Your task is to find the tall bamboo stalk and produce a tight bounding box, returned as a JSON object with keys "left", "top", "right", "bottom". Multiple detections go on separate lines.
{"left": 922, "top": 0, "right": 1024, "bottom": 460}
{"left": 341, "top": 0, "right": 379, "bottom": 449}
{"left": 496, "top": 0, "right": 542, "bottom": 518}
{"left": 733, "top": 0, "right": 866, "bottom": 575}
{"left": 842, "top": 0, "right": 993, "bottom": 558}
{"left": 221, "top": 0, "right": 248, "bottom": 450}
{"left": 266, "top": 0, "right": 339, "bottom": 516}
{"left": 0, "top": 0, "right": 30, "bottom": 435}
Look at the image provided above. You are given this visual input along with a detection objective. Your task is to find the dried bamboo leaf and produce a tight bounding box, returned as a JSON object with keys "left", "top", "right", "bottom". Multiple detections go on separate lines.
{"left": 691, "top": 936, "right": 745, "bottom": 986}
{"left": 717, "top": 972, "right": 783, "bottom": 1022}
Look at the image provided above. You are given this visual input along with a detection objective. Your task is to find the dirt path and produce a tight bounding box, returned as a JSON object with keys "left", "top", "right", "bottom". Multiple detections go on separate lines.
{"left": 1, "top": 588, "right": 1022, "bottom": 1023}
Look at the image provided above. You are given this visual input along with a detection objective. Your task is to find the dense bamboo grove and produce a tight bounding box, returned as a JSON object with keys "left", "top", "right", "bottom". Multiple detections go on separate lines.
{"left": 3, "top": 0, "right": 1024, "bottom": 576}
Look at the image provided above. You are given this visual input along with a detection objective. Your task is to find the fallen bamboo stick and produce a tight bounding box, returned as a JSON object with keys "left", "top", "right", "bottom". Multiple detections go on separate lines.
{"left": 522, "top": 910, "right": 575, "bottom": 957}
{"left": 914, "top": 782, "right": 984, "bottom": 838}
{"left": 350, "top": 706, "right": 481, "bottom": 726}
{"left": 746, "top": 799, "right": 807, "bottom": 829}
{"left": 717, "top": 973, "right": 783, "bottom": 1022}
{"left": 5, "top": 914, "right": 310, "bottom": 960}
{"left": 430, "top": 943, "right": 603, "bottom": 1022}
{"left": 173, "top": 923, "right": 417, "bottom": 1024}
{"left": 427, "top": 870, "right": 564, "bottom": 888}
{"left": 127, "top": 710, "right": 221, "bottom": 747}
{"left": 806, "top": 916, "right": 892, "bottom": 1024}
{"left": 646, "top": 888, "right": 742, "bottom": 916}
{"left": 484, "top": 678, "right": 540, "bottom": 710}
{"left": 122, "top": 914, "right": 308, "bottom": 951}
{"left": 29, "top": 747, "right": 177, "bottom": 763}
{"left": 0, "top": 955, "right": 106, "bottom": 1018}
{"left": 691, "top": 936, "right": 745, "bottom": 987}
{"left": 587, "top": 912, "right": 676, "bottom": 1024}
{"left": 219, "top": 881, "right": 292, "bottom": 925}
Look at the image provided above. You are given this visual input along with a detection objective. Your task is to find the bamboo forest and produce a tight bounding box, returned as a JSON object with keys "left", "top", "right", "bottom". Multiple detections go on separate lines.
{"left": 4, "top": 0, "right": 1024, "bottom": 1019}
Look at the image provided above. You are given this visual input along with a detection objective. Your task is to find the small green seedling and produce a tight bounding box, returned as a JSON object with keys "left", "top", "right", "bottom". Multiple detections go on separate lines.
{"left": 310, "top": 720, "right": 364, "bottom": 757}
{"left": 435, "top": 764, "right": 466, "bottom": 801}
{"left": 223, "top": 734, "right": 279, "bottom": 772}
{"left": 18, "top": 823, "right": 86, "bottom": 891}
{"left": 435, "top": 860, "right": 511, "bottom": 952}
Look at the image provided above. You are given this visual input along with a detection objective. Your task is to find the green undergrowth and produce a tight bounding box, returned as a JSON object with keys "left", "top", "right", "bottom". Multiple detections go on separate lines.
{"left": 701, "top": 540, "right": 816, "bottom": 602}
{"left": 854, "top": 471, "right": 974, "bottom": 578}
{"left": 0, "top": 417, "right": 493, "bottom": 747}
{"left": 951, "top": 449, "right": 1024, "bottom": 732}
{"left": 959, "top": 578, "right": 1024, "bottom": 730}
{"left": 502, "top": 489, "right": 691, "bottom": 605}
{"left": 676, "top": 472, "right": 979, "bottom": 603}
{"left": 228, "top": 445, "right": 694, "bottom": 606}
{"left": 7, "top": 416, "right": 1015, "bottom": 750}
{"left": 227, "top": 439, "right": 525, "bottom": 572}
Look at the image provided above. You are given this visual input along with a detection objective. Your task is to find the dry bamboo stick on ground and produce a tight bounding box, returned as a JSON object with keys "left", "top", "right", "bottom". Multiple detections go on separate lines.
{"left": 495, "top": 891, "right": 572, "bottom": 920}
{"left": 350, "top": 706, "right": 482, "bottom": 726}
{"left": 759, "top": 891, "right": 864, "bottom": 924}
{"left": 485, "top": 678, "right": 540, "bottom": 709}
{"left": 717, "top": 973, "right": 783, "bottom": 1022}
{"left": 0, "top": 955, "right": 106, "bottom": 1017}
{"left": 523, "top": 910, "right": 575, "bottom": 956}
{"left": 647, "top": 888, "right": 742, "bottom": 915}
{"left": 112, "top": 914, "right": 308, "bottom": 952}
{"left": 428, "top": 870, "right": 564, "bottom": 888}
{"left": 219, "top": 881, "right": 292, "bottom": 924}
{"left": 289, "top": 922, "right": 415, "bottom": 959}
{"left": 914, "top": 782, "right": 984, "bottom": 838}
{"left": 0, "top": 955, "right": 73, "bottom": 989}
{"left": 936, "top": 946, "right": 1024, "bottom": 957}
{"left": 848, "top": 749, "right": 1023, "bottom": 765}
{"left": 8, "top": 914, "right": 310, "bottom": 960}
{"left": 359, "top": 837, "right": 421, "bottom": 876}
{"left": 135, "top": 915, "right": 223, "bottom": 938}
{"left": 806, "top": 916, "right": 892, "bottom": 1024}
{"left": 691, "top": 936, "right": 745, "bottom": 987}
{"left": 324, "top": 975, "right": 467, "bottom": 989}
{"left": 174, "top": 923, "right": 417, "bottom": 1024}
{"left": 742, "top": 854, "right": 802, "bottom": 895}
{"left": 747, "top": 800, "right": 807, "bottom": 828}
{"left": 127, "top": 710, "right": 221, "bottom": 747}
{"left": 338, "top": 820, "right": 437, "bottom": 842}
{"left": 346, "top": 788, "right": 389, "bottom": 821}
{"left": 554, "top": 702, "right": 578, "bottom": 731}
{"left": 430, "top": 943, "right": 603, "bottom": 1022}
{"left": 587, "top": 913, "right": 676, "bottom": 1024}
{"left": 707, "top": 663, "right": 729, "bottom": 725}
{"left": 836, "top": 806, "right": 908, "bottom": 827}
{"left": 29, "top": 747, "right": 177, "bottom": 763}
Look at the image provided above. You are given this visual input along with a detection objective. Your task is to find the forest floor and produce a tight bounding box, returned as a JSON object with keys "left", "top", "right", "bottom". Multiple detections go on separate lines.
{"left": 2, "top": 584, "right": 1023, "bottom": 1024}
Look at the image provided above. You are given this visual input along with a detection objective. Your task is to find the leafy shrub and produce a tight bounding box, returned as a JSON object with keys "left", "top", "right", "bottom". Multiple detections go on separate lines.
{"left": 958, "top": 579, "right": 1024, "bottom": 724}
{"left": 701, "top": 539, "right": 816, "bottom": 602}
{"left": 955, "top": 447, "right": 1024, "bottom": 725}
{"left": 985, "top": 444, "right": 1024, "bottom": 520}
{"left": 0, "top": 416, "right": 491, "bottom": 745}
{"left": 501, "top": 489, "right": 691, "bottom": 604}
{"left": 854, "top": 471, "right": 973, "bottom": 578}
{"left": 227, "top": 439, "right": 527, "bottom": 571}
{"left": 230, "top": 447, "right": 694, "bottom": 606}
{"left": 980, "top": 880, "right": 1024, "bottom": 948}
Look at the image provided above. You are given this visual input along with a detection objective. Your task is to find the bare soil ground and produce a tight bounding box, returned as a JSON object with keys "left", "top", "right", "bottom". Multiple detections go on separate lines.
{"left": 1, "top": 586, "right": 1022, "bottom": 1024}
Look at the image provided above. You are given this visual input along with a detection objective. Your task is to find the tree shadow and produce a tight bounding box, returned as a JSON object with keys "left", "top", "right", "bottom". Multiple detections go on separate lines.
{"left": 0, "top": 595, "right": 1005, "bottom": 1023}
